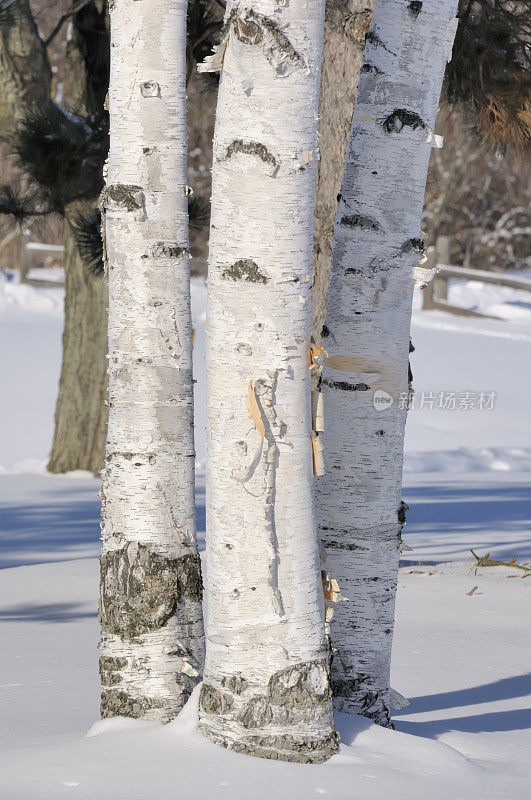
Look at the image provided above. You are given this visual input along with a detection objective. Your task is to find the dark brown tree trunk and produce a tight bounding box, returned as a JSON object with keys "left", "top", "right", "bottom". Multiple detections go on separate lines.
{"left": 0, "top": 0, "right": 51, "bottom": 134}
{"left": 48, "top": 3, "right": 109, "bottom": 475}
{"left": 311, "top": 0, "right": 375, "bottom": 343}
{"left": 48, "top": 209, "right": 108, "bottom": 475}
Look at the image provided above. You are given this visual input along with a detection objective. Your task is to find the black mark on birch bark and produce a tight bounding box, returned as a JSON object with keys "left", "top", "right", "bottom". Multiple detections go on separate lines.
{"left": 320, "top": 539, "right": 366, "bottom": 550}
{"left": 322, "top": 378, "right": 370, "bottom": 392}
{"left": 408, "top": 1, "right": 423, "bottom": 18}
{"left": 99, "top": 545, "right": 202, "bottom": 639}
{"left": 340, "top": 213, "right": 382, "bottom": 232}
{"left": 226, "top": 8, "right": 306, "bottom": 73}
{"left": 401, "top": 237, "right": 425, "bottom": 255}
{"left": 221, "top": 139, "right": 277, "bottom": 168}
{"left": 365, "top": 30, "right": 396, "bottom": 55}
{"left": 152, "top": 242, "right": 187, "bottom": 259}
{"left": 140, "top": 81, "right": 161, "bottom": 98}
{"left": 235, "top": 17, "right": 263, "bottom": 45}
{"left": 381, "top": 109, "right": 427, "bottom": 133}
{"left": 398, "top": 500, "right": 409, "bottom": 526}
{"left": 222, "top": 259, "right": 269, "bottom": 283}
{"left": 361, "top": 62, "right": 383, "bottom": 75}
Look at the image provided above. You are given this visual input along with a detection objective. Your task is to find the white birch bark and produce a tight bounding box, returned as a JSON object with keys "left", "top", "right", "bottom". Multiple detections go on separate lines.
{"left": 315, "top": 0, "right": 459, "bottom": 726}
{"left": 98, "top": 0, "right": 204, "bottom": 722}
{"left": 198, "top": 1, "right": 336, "bottom": 763}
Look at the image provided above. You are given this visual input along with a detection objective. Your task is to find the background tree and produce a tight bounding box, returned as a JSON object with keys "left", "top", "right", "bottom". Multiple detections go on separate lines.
{"left": 47, "top": 1, "right": 110, "bottom": 475}
{"left": 0, "top": 0, "right": 220, "bottom": 475}
{"left": 311, "top": 0, "right": 375, "bottom": 344}
{"left": 423, "top": 0, "right": 530, "bottom": 269}
{"left": 197, "top": 1, "right": 336, "bottom": 763}
{"left": 0, "top": 0, "right": 110, "bottom": 475}
{"left": 0, "top": 0, "right": 51, "bottom": 134}
{"left": 315, "top": 0, "right": 459, "bottom": 726}
{"left": 98, "top": 0, "right": 204, "bottom": 721}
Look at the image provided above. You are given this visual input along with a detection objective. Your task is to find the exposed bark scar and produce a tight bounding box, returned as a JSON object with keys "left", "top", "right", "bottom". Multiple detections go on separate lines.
{"left": 99, "top": 544, "right": 202, "bottom": 639}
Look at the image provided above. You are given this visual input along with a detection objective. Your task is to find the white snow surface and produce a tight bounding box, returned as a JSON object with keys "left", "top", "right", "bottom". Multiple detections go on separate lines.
{"left": 1, "top": 270, "right": 530, "bottom": 798}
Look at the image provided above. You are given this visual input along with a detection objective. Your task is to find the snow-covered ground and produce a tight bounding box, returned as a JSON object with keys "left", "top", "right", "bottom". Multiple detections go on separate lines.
{"left": 0, "top": 269, "right": 530, "bottom": 798}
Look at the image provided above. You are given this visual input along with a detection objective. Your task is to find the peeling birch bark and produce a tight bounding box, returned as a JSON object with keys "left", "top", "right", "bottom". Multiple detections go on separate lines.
{"left": 99, "top": 0, "right": 204, "bottom": 722}
{"left": 199, "top": 0, "right": 336, "bottom": 763}
{"left": 315, "top": 0, "right": 459, "bottom": 726}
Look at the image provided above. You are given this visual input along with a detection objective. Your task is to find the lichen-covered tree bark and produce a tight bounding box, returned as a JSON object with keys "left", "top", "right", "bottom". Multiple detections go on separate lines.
{"left": 311, "top": 0, "right": 375, "bottom": 344}
{"left": 99, "top": 0, "right": 204, "bottom": 721}
{"left": 198, "top": 1, "right": 336, "bottom": 763}
{"left": 316, "top": 0, "right": 459, "bottom": 725}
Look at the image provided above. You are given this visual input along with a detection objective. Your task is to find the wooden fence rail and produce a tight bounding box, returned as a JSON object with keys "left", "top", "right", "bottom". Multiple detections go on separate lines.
{"left": 421, "top": 246, "right": 531, "bottom": 320}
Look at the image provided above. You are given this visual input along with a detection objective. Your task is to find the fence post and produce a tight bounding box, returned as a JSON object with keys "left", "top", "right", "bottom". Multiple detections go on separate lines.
{"left": 422, "top": 246, "right": 436, "bottom": 310}
{"left": 433, "top": 235, "right": 451, "bottom": 300}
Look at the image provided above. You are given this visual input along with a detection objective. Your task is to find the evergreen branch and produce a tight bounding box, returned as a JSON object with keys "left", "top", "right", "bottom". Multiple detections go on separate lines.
{"left": 44, "top": 0, "right": 92, "bottom": 47}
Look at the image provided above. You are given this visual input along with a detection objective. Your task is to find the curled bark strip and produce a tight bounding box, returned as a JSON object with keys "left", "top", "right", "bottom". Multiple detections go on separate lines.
{"left": 232, "top": 381, "right": 266, "bottom": 484}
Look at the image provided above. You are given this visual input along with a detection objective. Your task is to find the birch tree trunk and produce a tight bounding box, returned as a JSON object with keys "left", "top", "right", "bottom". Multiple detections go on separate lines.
{"left": 316, "top": 0, "right": 459, "bottom": 726}
{"left": 99, "top": 0, "right": 204, "bottom": 721}
{"left": 311, "top": 0, "right": 375, "bottom": 344}
{"left": 198, "top": 1, "right": 336, "bottom": 763}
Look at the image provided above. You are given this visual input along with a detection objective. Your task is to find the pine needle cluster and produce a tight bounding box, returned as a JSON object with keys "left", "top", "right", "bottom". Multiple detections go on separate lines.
{"left": 446, "top": 0, "right": 531, "bottom": 153}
